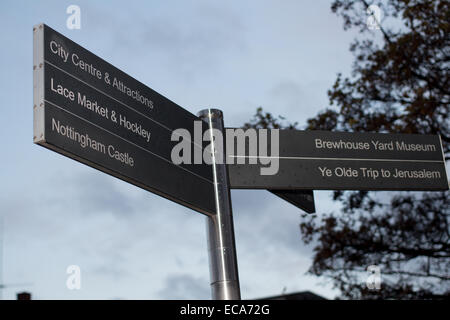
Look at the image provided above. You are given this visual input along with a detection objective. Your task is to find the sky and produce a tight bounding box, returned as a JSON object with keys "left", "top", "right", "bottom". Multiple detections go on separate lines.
{"left": 0, "top": 0, "right": 361, "bottom": 299}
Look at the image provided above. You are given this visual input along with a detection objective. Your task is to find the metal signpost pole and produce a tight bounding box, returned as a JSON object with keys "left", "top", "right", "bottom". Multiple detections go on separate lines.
{"left": 198, "top": 109, "right": 241, "bottom": 300}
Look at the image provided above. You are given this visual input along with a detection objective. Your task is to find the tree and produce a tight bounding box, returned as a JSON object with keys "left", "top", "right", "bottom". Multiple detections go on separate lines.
{"left": 246, "top": 0, "right": 449, "bottom": 299}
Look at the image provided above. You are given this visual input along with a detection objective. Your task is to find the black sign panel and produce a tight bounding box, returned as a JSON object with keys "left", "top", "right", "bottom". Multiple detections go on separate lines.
{"left": 226, "top": 129, "right": 449, "bottom": 191}
{"left": 33, "top": 24, "right": 215, "bottom": 215}
{"left": 269, "top": 190, "right": 315, "bottom": 213}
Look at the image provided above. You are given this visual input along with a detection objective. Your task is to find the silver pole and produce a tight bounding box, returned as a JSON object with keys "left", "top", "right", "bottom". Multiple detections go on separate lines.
{"left": 197, "top": 109, "right": 241, "bottom": 300}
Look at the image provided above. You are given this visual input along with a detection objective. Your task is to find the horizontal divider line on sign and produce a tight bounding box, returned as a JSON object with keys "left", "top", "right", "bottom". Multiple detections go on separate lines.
{"left": 229, "top": 155, "right": 444, "bottom": 163}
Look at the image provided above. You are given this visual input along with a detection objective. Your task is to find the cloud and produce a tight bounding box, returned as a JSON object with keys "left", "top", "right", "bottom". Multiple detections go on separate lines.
{"left": 84, "top": 1, "right": 247, "bottom": 80}
{"left": 58, "top": 171, "right": 137, "bottom": 217}
{"left": 158, "top": 273, "right": 210, "bottom": 299}
{"left": 269, "top": 80, "right": 304, "bottom": 111}
{"left": 231, "top": 189, "right": 312, "bottom": 253}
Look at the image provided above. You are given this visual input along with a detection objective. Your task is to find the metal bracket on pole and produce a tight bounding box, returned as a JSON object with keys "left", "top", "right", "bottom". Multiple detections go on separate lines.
{"left": 198, "top": 109, "right": 241, "bottom": 300}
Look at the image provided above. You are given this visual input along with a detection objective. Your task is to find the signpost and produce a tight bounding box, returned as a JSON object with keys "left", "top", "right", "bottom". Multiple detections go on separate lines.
{"left": 33, "top": 24, "right": 216, "bottom": 216}
{"left": 227, "top": 130, "right": 449, "bottom": 191}
{"left": 198, "top": 109, "right": 241, "bottom": 300}
{"left": 33, "top": 24, "right": 449, "bottom": 301}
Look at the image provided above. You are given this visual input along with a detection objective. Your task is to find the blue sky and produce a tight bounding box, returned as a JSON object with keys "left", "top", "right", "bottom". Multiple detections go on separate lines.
{"left": 0, "top": 0, "right": 361, "bottom": 299}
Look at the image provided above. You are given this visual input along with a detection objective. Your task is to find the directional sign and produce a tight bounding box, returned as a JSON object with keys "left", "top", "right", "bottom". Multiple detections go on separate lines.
{"left": 226, "top": 129, "right": 449, "bottom": 191}
{"left": 33, "top": 24, "right": 215, "bottom": 215}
